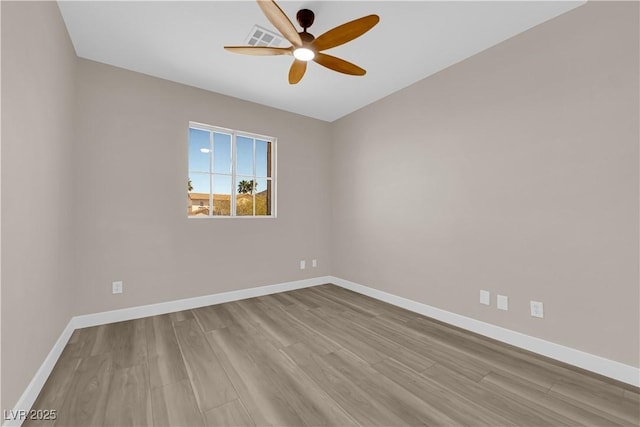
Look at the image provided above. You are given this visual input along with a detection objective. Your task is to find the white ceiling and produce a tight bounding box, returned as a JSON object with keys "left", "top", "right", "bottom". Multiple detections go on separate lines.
{"left": 58, "top": 1, "right": 584, "bottom": 122}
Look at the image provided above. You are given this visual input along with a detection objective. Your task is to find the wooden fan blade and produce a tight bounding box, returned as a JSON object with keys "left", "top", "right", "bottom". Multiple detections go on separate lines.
{"left": 288, "top": 60, "right": 307, "bottom": 84}
{"left": 257, "top": 0, "right": 302, "bottom": 48}
{"left": 312, "top": 15, "right": 379, "bottom": 52}
{"left": 313, "top": 53, "right": 366, "bottom": 76}
{"left": 224, "top": 46, "right": 292, "bottom": 56}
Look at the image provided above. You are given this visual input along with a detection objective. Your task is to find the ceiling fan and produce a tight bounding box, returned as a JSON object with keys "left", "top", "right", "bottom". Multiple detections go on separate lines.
{"left": 224, "top": 0, "right": 380, "bottom": 84}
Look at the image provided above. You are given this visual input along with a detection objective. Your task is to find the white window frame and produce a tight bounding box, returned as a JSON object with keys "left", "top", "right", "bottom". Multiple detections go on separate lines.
{"left": 188, "top": 121, "right": 277, "bottom": 219}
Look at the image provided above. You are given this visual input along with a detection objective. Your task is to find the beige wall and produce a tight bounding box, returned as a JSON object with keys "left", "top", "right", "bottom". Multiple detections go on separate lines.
{"left": 73, "top": 59, "right": 332, "bottom": 315}
{"left": 331, "top": 1, "right": 639, "bottom": 367}
{"left": 1, "top": 1, "right": 77, "bottom": 410}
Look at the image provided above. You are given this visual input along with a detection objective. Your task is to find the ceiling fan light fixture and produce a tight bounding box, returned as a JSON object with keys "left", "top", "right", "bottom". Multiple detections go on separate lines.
{"left": 293, "top": 47, "right": 315, "bottom": 61}
{"left": 224, "top": 1, "right": 380, "bottom": 83}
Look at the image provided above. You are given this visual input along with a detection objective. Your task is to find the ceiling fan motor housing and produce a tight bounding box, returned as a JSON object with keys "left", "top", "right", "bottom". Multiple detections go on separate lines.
{"left": 296, "top": 9, "right": 315, "bottom": 30}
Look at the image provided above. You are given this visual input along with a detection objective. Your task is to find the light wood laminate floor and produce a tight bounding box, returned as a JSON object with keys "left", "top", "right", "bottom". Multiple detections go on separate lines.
{"left": 27, "top": 284, "right": 639, "bottom": 426}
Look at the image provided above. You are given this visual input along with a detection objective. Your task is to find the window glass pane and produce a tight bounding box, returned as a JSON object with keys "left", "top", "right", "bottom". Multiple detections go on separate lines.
{"left": 236, "top": 177, "right": 257, "bottom": 195}
{"left": 188, "top": 173, "right": 210, "bottom": 217}
{"left": 236, "top": 136, "right": 254, "bottom": 176}
{"left": 236, "top": 176, "right": 255, "bottom": 216}
{"left": 189, "top": 128, "right": 210, "bottom": 172}
{"left": 256, "top": 140, "right": 271, "bottom": 177}
{"left": 213, "top": 132, "right": 231, "bottom": 174}
{"left": 212, "top": 174, "right": 231, "bottom": 216}
{"left": 236, "top": 196, "right": 254, "bottom": 216}
{"left": 255, "top": 178, "right": 271, "bottom": 216}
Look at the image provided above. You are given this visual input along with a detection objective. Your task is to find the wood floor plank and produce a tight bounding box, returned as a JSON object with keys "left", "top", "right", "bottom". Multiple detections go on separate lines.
{"left": 372, "top": 356, "right": 512, "bottom": 426}
{"left": 104, "top": 364, "right": 152, "bottom": 427}
{"left": 476, "top": 372, "right": 581, "bottom": 426}
{"left": 147, "top": 356, "right": 187, "bottom": 390}
{"left": 145, "top": 314, "right": 182, "bottom": 360}
{"left": 192, "top": 304, "right": 235, "bottom": 332}
{"left": 220, "top": 300, "right": 286, "bottom": 349}
{"left": 145, "top": 314, "right": 189, "bottom": 389}
{"left": 348, "top": 308, "right": 493, "bottom": 381}
{"left": 58, "top": 340, "right": 92, "bottom": 361}
{"left": 173, "top": 319, "right": 237, "bottom": 412}
{"left": 282, "top": 342, "right": 403, "bottom": 426}
{"left": 407, "top": 311, "right": 604, "bottom": 388}
{"left": 281, "top": 289, "right": 322, "bottom": 310}
{"left": 244, "top": 296, "right": 354, "bottom": 356}
{"left": 206, "top": 326, "right": 291, "bottom": 426}
{"left": 297, "top": 287, "right": 369, "bottom": 316}
{"left": 145, "top": 315, "right": 179, "bottom": 359}
{"left": 60, "top": 326, "right": 99, "bottom": 359}
{"left": 249, "top": 300, "right": 320, "bottom": 350}
{"left": 407, "top": 316, "right": 560, "bottom": 389}
{"left": 423, "top": 363, "right": 576, "bottom": 426}
{"left": 549, "top": 377, "right": 640, "bottom": 425}
{"left": 316, "top": 284, "right": 419, "bottom": 322}
{"left": 86, "top": 320, "right": 148, "bottom": 370}
{"left": 326, "top": 348, "right": 491, "bottom": 426}
{"left": 24, "top": 356, "right": 81, "bottom": 427}
{"left": 286, "top": 305, "right": 387, "bottom": 364}
{"left": 234, "top": 298, "right": 298, "bottom": 347}
{"left": 262, "top": 292, "right": 297, "bottom": 307}
{"left": 202, "top": 400, "right": 255, "bottom": 427}
{"left": 208, "top": 325, "right": 358, "bottom": 426}
{"left": 273, "top": 305, "right": 343, "bottom": 355}
{"left": 625, "top": 389, "right": 640, "bottom": 403}
{"left": 67, "top": 328, "right": 82, "bottom": 344}
{"left": 54, "top": 353, "right": 113, "bottom": 427}
{"left": 308, "top": 286, "right": 381, "bottom": 317}
{"left": 481, "top": 371, "right": 620, "bottom": 426}
{"left": 168, "top": 309, "right": 194, "bottom": 322}
{"left": 90, "top": 323, "right": 121, "bottom": 356}
{"left": 151, "top": 379, "right": 204, "bottom": 427}
{"left": 552, "top": 370, "right": 629, "bottom": 400}
{"left": 316, "top": 306, "right": 435, "bottom": 372}
{"left": 112, "top": 319, "right": 148, "bottom": 370}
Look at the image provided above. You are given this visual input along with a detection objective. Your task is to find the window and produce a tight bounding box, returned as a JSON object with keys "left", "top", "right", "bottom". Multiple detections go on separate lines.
{"left": 188, "top": 122, "right": 276, "bottom": 218}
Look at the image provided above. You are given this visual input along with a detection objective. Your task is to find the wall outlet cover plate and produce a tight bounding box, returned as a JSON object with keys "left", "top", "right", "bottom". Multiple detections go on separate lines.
{"left": 480, "top": 290, "right": 491, "bottom": 305}
{"left": 112, "top": 281, "right": 123, "bottom": 294}
{"left": 530, "top": 300, "right": 544, "bottom": 318}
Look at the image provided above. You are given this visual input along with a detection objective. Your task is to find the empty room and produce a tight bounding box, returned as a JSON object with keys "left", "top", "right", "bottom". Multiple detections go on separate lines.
{"left": 1, "top": 0, "right": 638, "bottom": 426}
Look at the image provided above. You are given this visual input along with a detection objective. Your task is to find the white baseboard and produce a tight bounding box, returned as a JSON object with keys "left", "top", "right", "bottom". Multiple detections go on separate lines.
{"left": 3, "top": 276, "right": 331, "bottom": 427}
{"left": 73, "top": 276, "right": 332, "bottom": 329}
{"left": 2, "top": 321, "right": 76, "bottom": 427}
{"left": 329, "top": 276, "right": 640, "bottom": 388}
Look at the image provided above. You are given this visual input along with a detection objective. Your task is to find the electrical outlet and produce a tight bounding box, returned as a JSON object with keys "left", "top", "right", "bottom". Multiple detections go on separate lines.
{"left": 530, "top": 301, "right": 544, "bottom": 318}
{"left": 480, "top": 290, "right": 490, "bottom": 306}
{"left": 299, "top": 260, "right": 306, "bottom": 270}
{"left": 312, "top": 259, "right": 317, "bottom": 268}
{"left": 112, "top": 281, "right": 123, "bottom": 294}
{"left": 497, "top": 295, "right": 508, "bottom": 311}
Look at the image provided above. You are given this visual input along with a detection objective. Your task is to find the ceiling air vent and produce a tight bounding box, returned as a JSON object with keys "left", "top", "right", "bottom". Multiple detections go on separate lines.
{"left": 245, "top": 25, "right": 284, "bottom": 47}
